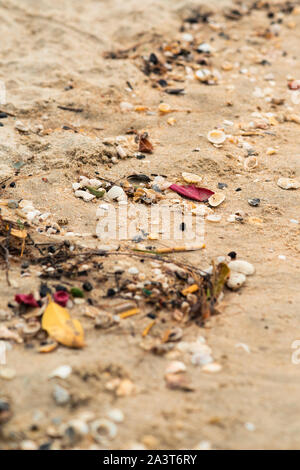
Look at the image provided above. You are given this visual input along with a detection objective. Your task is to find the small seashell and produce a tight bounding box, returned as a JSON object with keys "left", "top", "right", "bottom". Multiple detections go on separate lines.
{"left": 66, "top": 419, "right": 89, "bottom": 438}
{"left": 53, "top": 385, "right": 70, "bottom": 405}
{"left": 106, "top": 185, "right": 127, "bottom": 201}
{"left": 244, "top": 156, "right": 258, "bottom": 171}
{"left": 15, "top": 120, "right": 29, "bottom": 132}
{"left": 206, "top": 214, "right": 221, "bottom": 222}
{"left": 182, "top": 33, "right": 194, "bottom": 42}
{"left": 91, "top": 419, "right": 117, "bottom": 443}
{"left": 116, "top": 145, "right": 127, "bottom": 159}
{"left": 248, "top": 198, "right": 260, "bottom": 207}
{"left": 208, "top": 192, "right": 225, "bottom": 207}
{"left": 277, "top": 177, "right": 300, "bottom": 190}
{"left": 158, "top": 103, "right": 172, "bottom": 114}
{"left": 197, "top": 43, "right": 213, "bottom": 54}
{"left": 191, "top": 353, "right": 213, "bottom": 366}
{"left": 207, "top": 129, "right": 226, "bottom": 145}
{"left": 182, "top": 172, "right": 202, "bottom": 184}
{"left": 165, "top": 361, "right": 186, "bottom": 376}
{"left": 49, "top": 365, "right": 72, "bottom": 380}
{"left": 226, "top": 272, "right": 246, "bottom": 290}
{"left": 22, "top": 322, "right": 41, "bottom": 338}
{"left": 0, "top": 367, "right": 16, "bottom": 380}
{"left": 195, "top": 69, "right": 212, "bottom": 82}
{"left": 107, "top": 409, "right": 124, "bottom": 423}
{"left": 191, "top": 206, "right": 213, "bottom": 216}
{"left": 202, "top": 362, "right": 222, "bottom": 373}
{"left": 20, "top": 440, "right": 38, "bottom": 451}
{"left": 235, "top": 343, "right": 251, "bottom": 353}
{"left": 120, "top": 101, "right": 134, "bottom": 112}
{"left": 228, "top": 260, "right": 255, "bottom": 276}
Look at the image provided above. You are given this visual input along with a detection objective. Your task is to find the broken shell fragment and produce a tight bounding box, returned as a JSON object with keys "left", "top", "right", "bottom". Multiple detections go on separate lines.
{"left": 165, "top": 361, "right": 187, "bottom": 376}
{"left": 226, "top": 272, "right": 246, "bottom": 290}
{"left": 91, "top": 419, "right": 117, "bottom": 443}
{"left": 244, "top": 156, "right": 258, "bottom": 171}
{"left": 228, "top": 260, "right": 255, "bottom": 276}
{"left": 206, "top": 214, "right": 221, "bottom": 222}
{"left": 158, "top": 103, "right": 172, "bottom": 114}
{"left": 182, "top": 172, "right": 202, "bottom": 184}
{"left": 207, "top": 129, "right": 226, "bottom": 145}
{"left": 277, "top": 177, "right": 300, "bottom": 190}
{"left": 208, "top": 192, "right": 225, "bottom": 207}
{"left": 22, "top": 321, "right": 41, "bottom": 338}
{"left": 202, "top": 362, "right": 222, "bottom": 373}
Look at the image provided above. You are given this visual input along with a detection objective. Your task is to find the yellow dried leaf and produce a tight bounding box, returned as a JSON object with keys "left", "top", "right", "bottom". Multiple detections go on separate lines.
{"left": 10, "top": 228, "right": 27, "bottom": 239}
{"left": 42, "top": 300, "right": 84, "bottom": 348}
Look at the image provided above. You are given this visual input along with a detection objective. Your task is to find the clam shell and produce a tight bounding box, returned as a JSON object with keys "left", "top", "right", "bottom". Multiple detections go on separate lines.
{"left": 228, "top": 260, "right": 255, "bottom": 276}
{"left": 277, "top": 177, "right": 300, "bottom": 190}
{"left": 158, "top": 103, "right": 171, "bottom": 113}
{"left": 208, "top": 192, "right": 225, "bottom": 207}
{"left": 207, "top": 129, "right": 226, "bottom": 145}
{"left": 182, "top": 172, "right": 202, "bottom": 184}
{"left": 226, "top": 272, "right": 246, "bottom": 290}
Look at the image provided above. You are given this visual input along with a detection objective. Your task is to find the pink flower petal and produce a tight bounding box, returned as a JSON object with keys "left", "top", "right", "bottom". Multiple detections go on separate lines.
{"left": 169, "top": 184, "right": 214, "bottom": 201}
{"left": 53, "top": 291, "right": 69, "bottom": 307}
{"left": 15, "top": 294, "right": 39, "bottom": 308}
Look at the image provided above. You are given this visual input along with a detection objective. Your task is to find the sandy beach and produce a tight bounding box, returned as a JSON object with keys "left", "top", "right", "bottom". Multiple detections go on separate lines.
{"left": 0, "top": 0, "right": 300, "bottom": 450}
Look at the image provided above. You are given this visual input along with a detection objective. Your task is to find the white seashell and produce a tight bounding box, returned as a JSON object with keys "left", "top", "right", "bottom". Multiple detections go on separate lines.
{"left": 182, "top": 172, "right": 202, "bottom": 184}
{"left": 49, "top": 365, "right": 72, "bottom": 380}
{"left": 165, "top": 361, "right": 186, "bottom": 375}
{"left": 202, "top": 362, "right": 222, "bottom": 373}
{"left": 116, "top": 145, "right": 128, "bottom": 159}
{"left": 277, "top": 177, "right": 300, "bottom": 190}
{"left": 235, "top": 343, "right": 251, "bottom": 353}
{"left": 226, "top": 272, "right": 246, "bottom": 290}
{"left": 106, "top": 186, "right": 126, "bottom": 201}
{"left": 191, "top": 353, "right": 213, "bottom": 366}
{"left": 207, "top": 129, "right": 226, "bottom": 145}
{"left": 244, "top": 156, "right": 258, "bottom": 171}
{"left": 107, "top": 409, "right": 124, "bottom": 423}
{"left": 91, "top": 419, "right": 117, "bottom": 443}
{"left": 182, "top": 33, "right": 194, "bottom": 42}
{"left": 197, "top": 43, "right": 213, "bottom": 53}
{"left": 66, "top": 419, "right": 89, "bottom": 437}
{"left": 195, "top": 69, "right": 211, "bottom": 82}
{"left": 228, "top": 260, "right": 255, "bottom": 276}
{"left": 15, "top": 120, "right": 29, "bottom": 132}
{"left": 206, "top": 214, "right": 221, "bottom": 222}
{"left": 128, "top": 267, "right": 139, "bottom": 275}
{"left": 72, "top": 182, "right": 81, "bottom": 191}
{"left": 120, "top": 101, "right": 134, "bottom": 112}
{"left": 74, "top": 190, "right": 95, "bottom": 202}
{"left": 208, "top": 192, "right": 225, "bottom": 207}
{"left": 158, "top": 103, "right": 172, "bottom": 113}
{"left": 191, "top": 206, "right": 213, "bottom": 216}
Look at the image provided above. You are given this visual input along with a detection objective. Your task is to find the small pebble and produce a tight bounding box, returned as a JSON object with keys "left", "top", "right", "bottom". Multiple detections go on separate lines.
{"left": 248, "top": 198, "right": 260, "bottom": 207}
{"left": 53, "top": 385, "right": 70, "bottom": 405}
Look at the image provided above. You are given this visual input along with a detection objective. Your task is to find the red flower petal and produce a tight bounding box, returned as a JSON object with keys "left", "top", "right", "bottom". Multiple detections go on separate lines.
{"left": 15, "top": 294, "right": 39, "bottom": 308}
{"left": 53, "top": 291, "right": 69, "bottom": 307}
{"left": 169, "top": 184, "right": 214, "bottom": 201}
